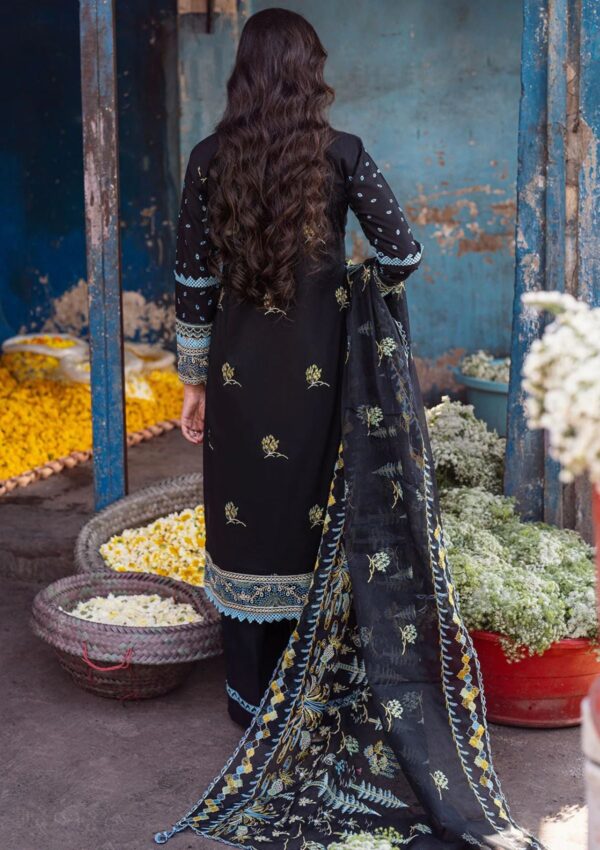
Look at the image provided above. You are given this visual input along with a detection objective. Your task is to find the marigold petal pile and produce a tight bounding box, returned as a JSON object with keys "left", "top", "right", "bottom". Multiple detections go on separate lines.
{"left": 0, "top": 350, "right": 183, "bottom": 481}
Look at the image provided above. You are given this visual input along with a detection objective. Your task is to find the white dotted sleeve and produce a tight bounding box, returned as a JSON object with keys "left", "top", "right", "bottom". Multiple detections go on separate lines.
{"left": 346, "top": 142, "right": 422, "bottom": 292}
{"left": 174, "top": 152, "right": 220, "bottom": 385}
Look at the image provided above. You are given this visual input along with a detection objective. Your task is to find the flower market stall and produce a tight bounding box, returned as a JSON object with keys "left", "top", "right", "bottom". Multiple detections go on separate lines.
{"left": 0, "top": 333, "right": 182, "bottom": 496}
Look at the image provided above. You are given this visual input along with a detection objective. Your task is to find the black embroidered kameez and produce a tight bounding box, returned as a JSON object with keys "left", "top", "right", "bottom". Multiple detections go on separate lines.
{"left": 174, "top": 131, "right": 422, "bottom": 722}
{"left": 164, "top": 132, "right": 546, "bottom": 850}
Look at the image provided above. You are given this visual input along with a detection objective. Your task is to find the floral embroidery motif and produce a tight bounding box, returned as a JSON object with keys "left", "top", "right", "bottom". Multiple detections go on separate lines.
{"left": 376, "top": 336, "right": 397, "bottom": 365}
{"left": 305, "top": 364, "right": 330, "bottom": 388}
{"left": 363, "top": 740, "right": 399, "bottom": 778}
{"left": 308, "top": 504, "right": 325, "bottom": 528}
{"left": 222, "top": 362, "right": 241, "bottom": 387}
{"left": 430, "top": 770, "right": 449, "bottom": 799}
{"left": 262, "top": 434, "right": 288, "bottom": 459}
{"left": 357, "top": 404, "right": 384, "bottom": 434}
{"left": 367, "top": 551, "right": 390, "bottom": 582}
{"left": 224, "top": 502, "right": 246, "bottom": 526}
{"left": 383, "top": 699, "right": 404, "bottom": 730}
{"left": 399, "top": 623, "right": 417, "bottom": 654}
{"left": 335, "top": 286, "right": 350, "bottom": 310}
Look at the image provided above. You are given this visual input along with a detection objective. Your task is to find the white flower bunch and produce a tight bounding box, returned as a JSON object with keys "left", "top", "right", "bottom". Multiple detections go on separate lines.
{"left": 441, "top": 487, "right": 597, "bottom": 658}
{"left": 62, "top": 592, "right": 202, "bottom": 627}
{"left": 522, "top": 290, "right": 600, "bottom": 484}
{"left": 426, "top": 397, "right": 505, "bottom": 493}
{"left": 460, "top": 350, "right": 510, "bottom": 384}
{"left": 100, "top": 505, "right": 205, "bottom": 587}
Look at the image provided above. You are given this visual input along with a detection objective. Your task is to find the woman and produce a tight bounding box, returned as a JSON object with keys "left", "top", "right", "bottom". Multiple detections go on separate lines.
{"left": 159, "top": 9, "right": 544, "bottom": 850}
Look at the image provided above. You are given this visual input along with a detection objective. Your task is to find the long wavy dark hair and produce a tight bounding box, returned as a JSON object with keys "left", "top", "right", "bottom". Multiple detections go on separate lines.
{"left": 207, "top": 8, "right": 335, "bottom": 310}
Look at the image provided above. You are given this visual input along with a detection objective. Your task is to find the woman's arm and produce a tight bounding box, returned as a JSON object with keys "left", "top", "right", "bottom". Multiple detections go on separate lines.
{"left": 346, "top": 139, "right": 422, "bottom": 295}
{"left": 174, "top": 146, "right": 219, "bottom": 443}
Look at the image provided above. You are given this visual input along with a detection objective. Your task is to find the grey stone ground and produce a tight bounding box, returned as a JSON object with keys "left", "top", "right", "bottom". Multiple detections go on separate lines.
{"left": 0, "top": 430, "right": 586, "bottom": 850}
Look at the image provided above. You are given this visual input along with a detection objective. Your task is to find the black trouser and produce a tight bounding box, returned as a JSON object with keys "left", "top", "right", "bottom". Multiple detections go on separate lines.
{"left": 221, "top": 616, "right": 295, "bottom": 727}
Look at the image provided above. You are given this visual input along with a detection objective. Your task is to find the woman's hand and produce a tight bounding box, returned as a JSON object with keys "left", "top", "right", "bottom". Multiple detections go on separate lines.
{"left": 180, "top": 384, "right": 206, "bottom": 444}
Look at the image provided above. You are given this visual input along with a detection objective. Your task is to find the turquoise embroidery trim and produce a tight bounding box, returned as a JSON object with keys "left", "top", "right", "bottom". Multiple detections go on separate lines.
{"left": 204, "top": 552, "right": 311, "bottom": 622}
{"left": 376, "top": 247, "right": 423, "bottom": 267}
{"left": 226, "top": 682, "right": 260, "bottom": 715}
{"left": 174, "top": 271, "right": 219, "bottom": 289}
{"left": 176, "top": 334, "right": 211, "bottom": 351}
{"left": 175, "top": 320, "right": 211, "bottom": 349}
{"left": 176, "top": 320, "right": 212, "bottom": 383}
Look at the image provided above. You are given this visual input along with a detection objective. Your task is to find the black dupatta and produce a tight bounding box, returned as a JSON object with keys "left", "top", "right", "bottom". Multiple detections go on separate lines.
{"left": 155, "top": 263, "right": 545, "bottom": 850}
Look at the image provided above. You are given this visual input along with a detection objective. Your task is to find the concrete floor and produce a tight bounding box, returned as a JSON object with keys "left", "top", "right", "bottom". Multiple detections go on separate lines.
{"left": 0, "top": 430, "right": 587, "bottom": 850}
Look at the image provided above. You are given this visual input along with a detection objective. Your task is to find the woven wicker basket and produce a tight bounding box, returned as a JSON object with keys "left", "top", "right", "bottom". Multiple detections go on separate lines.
{"left": 31, "top": 572, "right": 222, "bottom": 700}
{"left": 75, "top": 473, "right": 203, "bottom": 577}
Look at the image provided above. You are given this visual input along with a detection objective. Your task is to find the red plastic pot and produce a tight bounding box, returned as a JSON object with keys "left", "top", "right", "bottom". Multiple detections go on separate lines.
{"left": 592, "top": 484, "right": 600, "bottom": 739}
{"left": 471, "top": 629, "right": 600, "bottom": 728}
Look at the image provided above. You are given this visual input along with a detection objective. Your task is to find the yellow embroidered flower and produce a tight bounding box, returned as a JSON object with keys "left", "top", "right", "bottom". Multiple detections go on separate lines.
{"left": 383, "top": 699, "right": 404, "bottom": 730}
{"left": 367, "top": 551, "right": 390, "bottom": 582}
{"left": 261, "top": 435, "right": 288, "bottom": 459}
{"left": 305, "top": 365, "right": 330, "bottom": 389}
{"left": 100, "top": 504, "right": 205, "bottom": 587}
{"left": 430, "top": 770, "right": 449, "bottom": 799}
{"left": 335, "top": 287, "right": 349, "bottom": 310}
{"left": 222, "top": 362, "right": 241, "bottom": 387}
{"left": 308, "top": 505, "right": 325, "bottom": 528}
{"left": 399, "top": 623, "right": 418, "bottom": 654}
{"left": 225, "top": 501, "right": 246, "bottom": 526}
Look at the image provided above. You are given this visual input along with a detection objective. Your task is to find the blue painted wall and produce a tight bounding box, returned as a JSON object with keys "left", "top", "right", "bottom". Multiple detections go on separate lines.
{"left": 0, "top": 0, "right": 179, "bottom": 342}
{"left": 1, "top": 0, "right": 522, "bottom": 392}
{"left": 180, "top": 0, "right": 522, "bottom": 391}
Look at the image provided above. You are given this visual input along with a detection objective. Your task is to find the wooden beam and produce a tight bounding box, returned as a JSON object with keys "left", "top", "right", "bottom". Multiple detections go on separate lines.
{"left": 80, "top": 0, "right": 128, "bottom": 509}
{"left": 543, "top": 0, "right": 569, "bottom": 525}
{"left": 505, "top": 0, "right": 548, "bottom": 520}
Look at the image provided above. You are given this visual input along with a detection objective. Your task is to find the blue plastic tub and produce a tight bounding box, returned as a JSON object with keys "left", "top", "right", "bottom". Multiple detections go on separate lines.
{"left": 454, "top": 367, "right": 509, "bottom": 437}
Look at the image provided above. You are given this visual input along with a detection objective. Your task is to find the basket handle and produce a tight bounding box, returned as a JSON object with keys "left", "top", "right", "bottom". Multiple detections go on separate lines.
{"left": 81, "top": 642, "right": 134, "bottom": 672}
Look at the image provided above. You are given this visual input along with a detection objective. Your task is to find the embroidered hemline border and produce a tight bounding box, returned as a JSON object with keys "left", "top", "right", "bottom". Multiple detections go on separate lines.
{"left": 204, "top": 551, "right": 312, "bottom": 622}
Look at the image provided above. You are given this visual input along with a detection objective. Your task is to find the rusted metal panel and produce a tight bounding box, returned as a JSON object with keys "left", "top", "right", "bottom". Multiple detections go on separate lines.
{"left": 505, "top": 0, "right": 548, "bottom": 520}
{"left": 80, "top": 0, "right": 127, "bottom": 509}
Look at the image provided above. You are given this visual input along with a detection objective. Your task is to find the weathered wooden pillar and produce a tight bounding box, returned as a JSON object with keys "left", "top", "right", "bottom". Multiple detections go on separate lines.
{"left": 80, "top": 0, "right": 128, "bottom": 509}
{"left": 505, "top": 0, "right": 600, "bottom": 539}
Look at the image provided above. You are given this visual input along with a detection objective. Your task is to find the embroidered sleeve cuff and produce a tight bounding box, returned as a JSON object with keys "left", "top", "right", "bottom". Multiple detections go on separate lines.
{"left": 374, "top": 244, "right": 423, "bottom": 295}
{"left": 176, "top": 319, "right": 212, "bottom": 384}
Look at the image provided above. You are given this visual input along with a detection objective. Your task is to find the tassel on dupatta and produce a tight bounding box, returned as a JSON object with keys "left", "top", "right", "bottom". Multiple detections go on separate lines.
{"left": 155, "top": 262, "right": 545, "bottom": 850}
